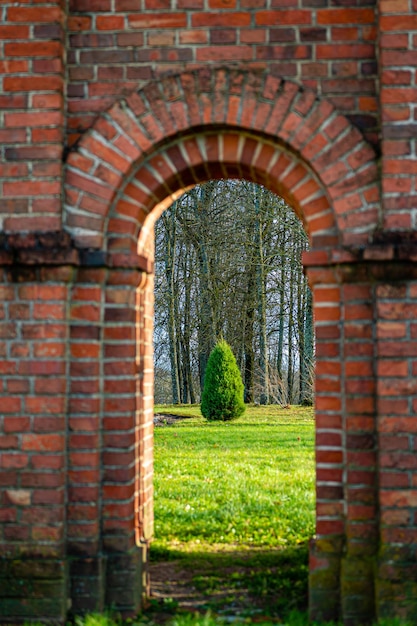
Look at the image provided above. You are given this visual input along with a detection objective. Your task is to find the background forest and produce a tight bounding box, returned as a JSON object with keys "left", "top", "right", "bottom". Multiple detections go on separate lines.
{"left": 154, "top": 180, "right": 314, "bottom": 407}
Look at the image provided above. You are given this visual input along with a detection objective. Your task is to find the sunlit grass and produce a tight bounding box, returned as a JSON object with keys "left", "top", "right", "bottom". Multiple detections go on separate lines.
{"left": 150, "top": 405, "right": 314, "bottom": 617}
{"left": 153, "top": 404, "right": 315, "bottom": 551}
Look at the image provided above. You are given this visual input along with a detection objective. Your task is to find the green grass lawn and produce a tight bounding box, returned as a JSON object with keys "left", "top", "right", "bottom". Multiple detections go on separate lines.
{"left": 150, "top": 404, "right": 315, "bottom": 620}
{"left": 153, "top": 404, "right": 315, "bottom": 552}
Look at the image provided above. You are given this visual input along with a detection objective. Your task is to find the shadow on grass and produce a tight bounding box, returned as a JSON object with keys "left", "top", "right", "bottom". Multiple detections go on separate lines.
{"left": 145, "top": 543, "right": 309, "bottom": 624}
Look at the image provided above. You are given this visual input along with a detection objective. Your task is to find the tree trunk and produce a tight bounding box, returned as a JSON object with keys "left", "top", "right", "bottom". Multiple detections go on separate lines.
{"left": 254, "top": 185, "right": 269, "bottom": 405}
{"left": 243, "top": 267, "right": 256, "bottom": 403}
{"left": 297, "top": 240, "right": 304, "bottom": 405}
{"left": 276, "top": 244, "right": 286, "bottom": 403}
{"left": 164, "top": 205, "right": 180, "bottom": 404}
{"left": 181, "top": 250, "right": 196, "bottom": 404}
{"left": 301, "top": 285, "right": 314, "bottom": 405}
{"left": 287, "top": 245, "right": 295, "bottom": 404}
{"left": 197, "top": 244, "right": 216, "bottom": 392}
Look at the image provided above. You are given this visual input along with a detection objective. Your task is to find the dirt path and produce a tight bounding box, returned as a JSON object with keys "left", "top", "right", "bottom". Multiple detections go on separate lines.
{"left": 149, "top": 560, "right": 210, "bottom": 610}
{"left": 146, "top": 559, "right": 236, "bottom": 624}
{"left": 145, "top": 551, "right": 307, "bottom": 624}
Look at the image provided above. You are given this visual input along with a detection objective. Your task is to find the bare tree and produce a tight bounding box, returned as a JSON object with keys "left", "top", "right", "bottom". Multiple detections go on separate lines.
{"left": 154, "top": 180, "right": 314, "bottom": 406}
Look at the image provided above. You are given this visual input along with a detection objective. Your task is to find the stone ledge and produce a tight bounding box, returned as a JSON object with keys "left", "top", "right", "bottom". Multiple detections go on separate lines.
{"left": 303, "top": 242, "right": 417, "bottom": 267}
{"left": 0, "top": 232, "right": 153, "bottom": 273}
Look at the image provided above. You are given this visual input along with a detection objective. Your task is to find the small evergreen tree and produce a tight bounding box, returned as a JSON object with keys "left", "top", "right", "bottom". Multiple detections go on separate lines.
{"left": 201, "top": 340, "right": 246, "bottom": 421}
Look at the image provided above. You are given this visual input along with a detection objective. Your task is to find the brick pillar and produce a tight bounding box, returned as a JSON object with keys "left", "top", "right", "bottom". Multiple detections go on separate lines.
{"left": 0, "top": 237, "right": 153, "bottom": 621}
{"left": 375, "top": 273, "right": 417, "bottom": 622}
{"left": 0, "top": 236, "right": 76, "bottom": 622}
{"left": 67, "top": 250, "right": 153, "bottom": 616}
{"left": 136, "top": 271, "right": 154, "bottom": 548}
{"left": 307, "top": 264, "right": 345, "bottom": 623}
{"left": 67, "top": 262, "right": 107, "bottom": 615}
{"left": 340, "top": 279, "right": 377, "bottom": 625}
{"left": 305, "top": 250, "right": 378, "bottom": 625}
{"left": 100, "top": 253, "right": 153, "bottom": 616}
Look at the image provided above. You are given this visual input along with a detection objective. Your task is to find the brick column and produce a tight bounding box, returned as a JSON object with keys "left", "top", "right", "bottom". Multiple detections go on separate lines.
{"left": 307, "top": 260, "right": 345, "bottom": 623}
{"left": 305, "top": 249, "right": 378, "bottom": 625}
{"left": 136, "top": 271, "right": 154, "bottom": 546}
{"left": 67, "top": 260, "right": 107, "bottom": 615}
{"left": 340, "top": 276, "right": 377, "bottom": 625}
{"left": 374, "top": 255, "right": 417, "bottom": 621}
{"left": 67, "top": 250, "right": 153, "bottom": 616}
{"left": 0, "top": 235, "right": 76, "bottom": 622}
{"left": 0, "top": 237, "right": 153, "bottom": 621}
{"left": 100, "top": 252, "right": 153, "bottom": 616}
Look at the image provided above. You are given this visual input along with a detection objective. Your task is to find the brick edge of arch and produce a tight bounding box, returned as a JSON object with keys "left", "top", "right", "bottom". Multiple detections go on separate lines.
{"left": 64, "top": 66, "right": 380, "bottom": 254}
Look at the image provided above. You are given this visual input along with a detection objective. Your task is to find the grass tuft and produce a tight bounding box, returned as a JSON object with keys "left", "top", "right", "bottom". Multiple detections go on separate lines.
{"left": 47, "top": 611, "right": 417, "bottom": 626}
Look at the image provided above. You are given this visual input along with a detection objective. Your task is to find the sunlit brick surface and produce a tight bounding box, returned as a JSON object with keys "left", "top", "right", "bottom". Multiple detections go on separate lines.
{"left": 1, "top": 0, "right": 417, "bottom": 622}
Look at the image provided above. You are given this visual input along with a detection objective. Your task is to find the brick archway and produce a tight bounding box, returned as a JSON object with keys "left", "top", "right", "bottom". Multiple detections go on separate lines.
{"left": 4, "top": 0, "right": 417, "bottom": 619}
{"left": 64, "top": 67, "right": 381, "bottom": 623}
{"left": 65, "top": 67, "right": 379, "bottom": 252}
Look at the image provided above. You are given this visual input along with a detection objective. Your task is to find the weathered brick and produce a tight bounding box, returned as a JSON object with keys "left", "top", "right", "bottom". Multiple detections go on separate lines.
{"left": 0, "top": 1, "right": 416, "bottom": 622}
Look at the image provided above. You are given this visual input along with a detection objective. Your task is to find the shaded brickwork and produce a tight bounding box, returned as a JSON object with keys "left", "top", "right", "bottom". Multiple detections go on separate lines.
{"left": 1, "top": 1, "right": 417, "bottom": 623}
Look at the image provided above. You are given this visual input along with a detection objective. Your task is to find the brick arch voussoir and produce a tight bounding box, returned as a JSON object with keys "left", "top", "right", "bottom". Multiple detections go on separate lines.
{"left": 110, "top": 129, "right": 338, "bottom": 258}
{"left": 64, "top": 66, "right": 379, "bottom": 250}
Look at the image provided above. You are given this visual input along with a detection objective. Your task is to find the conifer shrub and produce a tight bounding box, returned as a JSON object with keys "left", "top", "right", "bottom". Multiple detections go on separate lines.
{"left": 201, "top": 340, "right": 246, "bottom": 421}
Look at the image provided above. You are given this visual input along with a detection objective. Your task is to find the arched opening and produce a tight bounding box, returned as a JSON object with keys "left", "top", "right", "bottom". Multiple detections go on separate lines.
{"left": 117, "top": 135, "right": 337, "bottom": 603}
{"left": 64, "top": 67, "right": 380, "bottom": 623}
{"left": 150, "top": 178, "right": 315, "bottom": 619}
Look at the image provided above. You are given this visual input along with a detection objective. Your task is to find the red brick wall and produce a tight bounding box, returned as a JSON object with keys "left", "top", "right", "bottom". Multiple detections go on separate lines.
{"left": 0, "top": 259, "right": 70, "bottom": 621}
{"left": 379, "top": 1, "right": 417, "bottom": 230}
{"left": 0, "top": 0, "right": 66, "bottom": 231}
{"left": 376, "top": 279, "right": 417, "bottom": 614}
{"left": 66, "top": 0, "right": 378, "bottom": 146}
{"left": 2, "top": 0, "right": 417, "bottom": 623}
